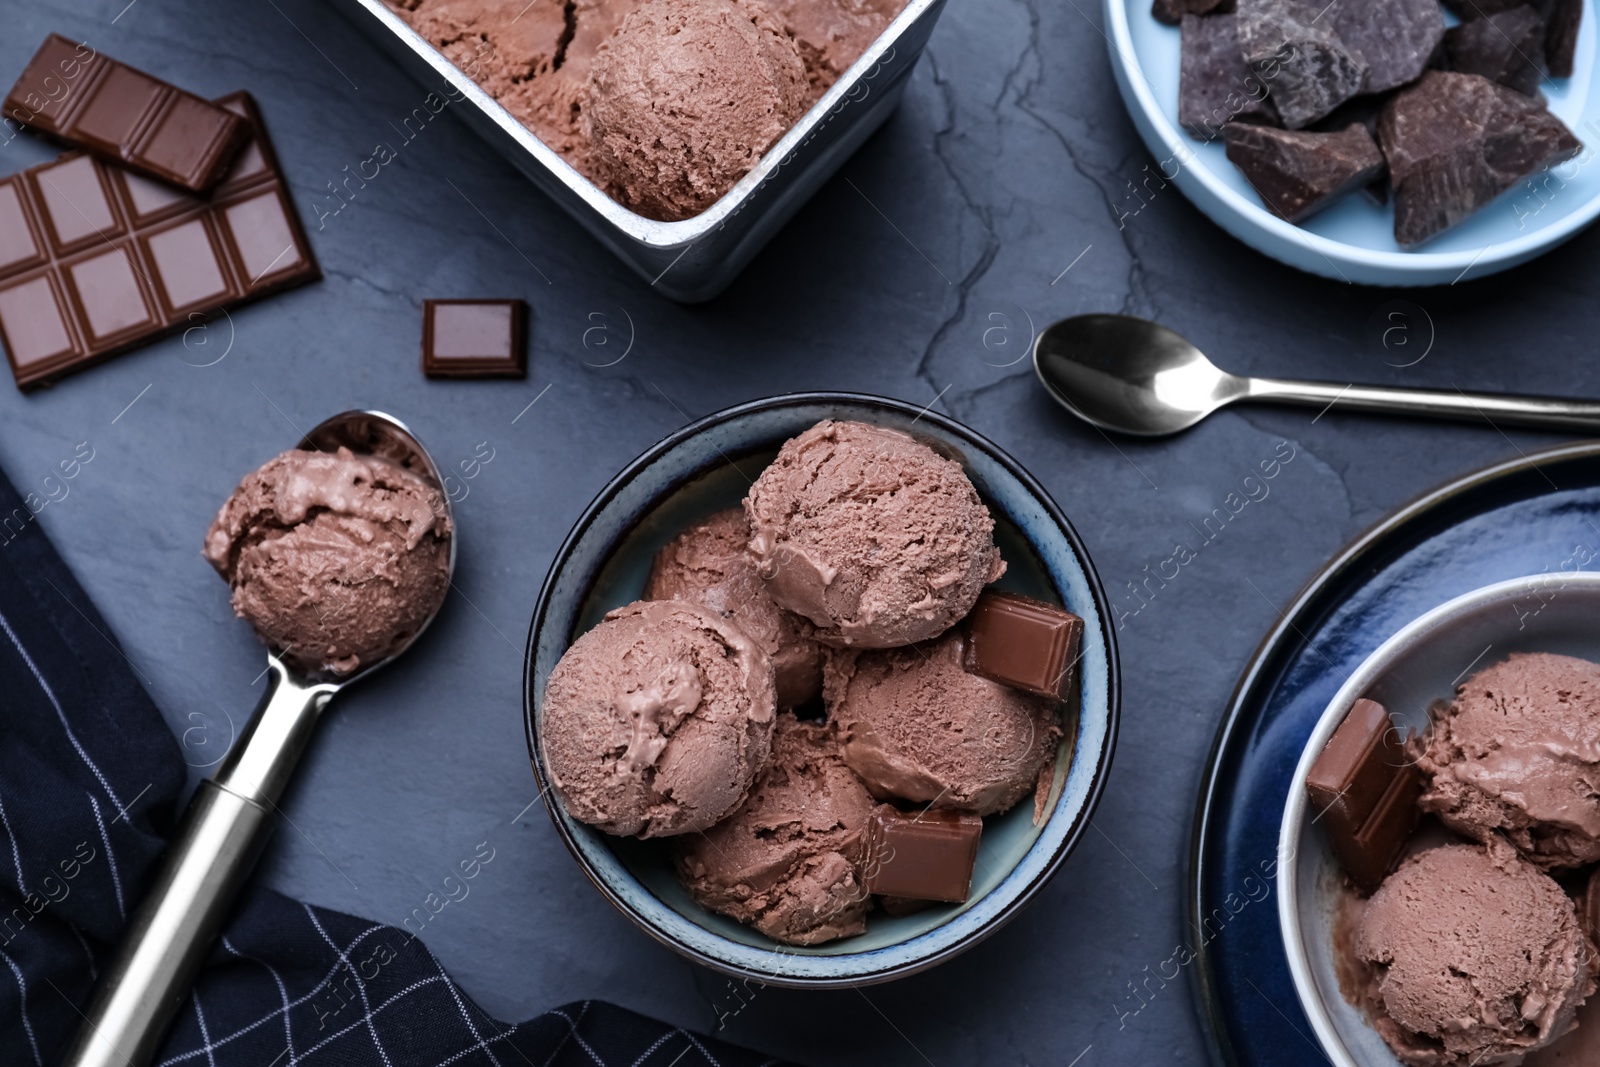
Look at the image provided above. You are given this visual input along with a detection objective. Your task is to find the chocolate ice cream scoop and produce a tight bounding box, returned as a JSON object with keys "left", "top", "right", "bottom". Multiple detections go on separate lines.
{"left": 646, "top": 507, "right": 823, "bottom": 708}
{"left": 673, "top": 712, "right": 876, "bottom": 945}
{"left": 540, "top": 598, "right": 777, "bottom": 837}
{"left": 824, "top": 630, "right": 1060, "bottom": 816}
{"left": 203, "top": 444, "right": 452, "bottom": 677}
{"left": 584, "top": 0, "right": 809, "bottom": 221}
{"left": 60, "top": 411, "right": 455, "bottom": 1067}
{"left": 745, "top": 419, "right": 1005, "bottom": 648}
{"left": 1353, "top": 841, "right": 1595, "bottom": 1066}
{"left": 1418, "top": 652, "right": 1600, "bottom": 870}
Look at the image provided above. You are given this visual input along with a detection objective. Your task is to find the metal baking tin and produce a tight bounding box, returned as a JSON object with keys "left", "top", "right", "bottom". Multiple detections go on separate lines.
{"left": 331, "top": 0, "right": 948, "bottom": 301}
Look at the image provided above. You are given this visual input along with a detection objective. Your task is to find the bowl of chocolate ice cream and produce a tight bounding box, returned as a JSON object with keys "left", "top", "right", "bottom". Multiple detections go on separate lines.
{"left": 523, "top": 394, "right": 1119, "bottom": 985}
{"left": 1280, "top": 573, "right": 1600, "bottom": 1066}
{"left": 333, "top": 0, "right": 947, "bottom": 300}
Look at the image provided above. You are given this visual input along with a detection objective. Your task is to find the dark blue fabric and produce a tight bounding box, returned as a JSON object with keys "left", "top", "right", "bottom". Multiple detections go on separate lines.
{"left": 0, "top": 467, "right": 785, "bottom": 1067}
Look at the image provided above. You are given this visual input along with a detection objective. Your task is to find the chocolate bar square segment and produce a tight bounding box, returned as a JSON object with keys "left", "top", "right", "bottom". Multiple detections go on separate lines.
{"left": 31, "top": 155, "right": 120, "bottom": 253}
{"left": 1342, "top": 764, "right": 1424, "bottom": 891}
{"left": 5, "top": 35, "right": 247, "bottom": 193}
{"left": 0, "top": 274, "right": 78, "bottom": 371}
{"left": 65, "top": 247, "right": 156, "bottom": 347}
{"left": 0, "top": 182, "right": 43, "bottom": 274}
{"left": 221, "top": 190, "right": 306, "bottom": 288}
{"left": 116, "top": 170, "right": 196, "bottom": 226}
{"left": 863, "top": 806, "right": 983, "bottom": 903}
{"left": 4, "top": 35, "right": 102, "bottom": 129}
{"left": 422, "top": 299, "right": 529, "bottom": 379}
{"left": 1306, "top": 697, "right": 1423, "bottom": 892}
{"left": 143, "top": 218, "right": 235, "bottom": 315}
{"left": 961, "top": 590, "right": 1084, "bottom": 700}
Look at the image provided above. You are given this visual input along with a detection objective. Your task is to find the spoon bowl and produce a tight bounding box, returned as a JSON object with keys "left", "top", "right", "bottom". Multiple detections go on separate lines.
{"left": 1033, "top": 313, "right": 1600, "bottom": 437}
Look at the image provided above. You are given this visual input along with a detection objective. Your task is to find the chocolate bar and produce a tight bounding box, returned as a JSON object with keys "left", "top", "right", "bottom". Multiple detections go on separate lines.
{"left": 422, "top": 299, "right": 527, "bottom": 379}
{"left": 1305, "top": 698, "right": 1424, "bottom": 892}
{"left": 962, "top": 590, "right": 1083, "bottom": 700}
{"left": 6, "top": 35, "right": 248, "bottom": 194}
{"left": 863, "top": 805, "right": 982, "bottom": 903}
{"left": 0, "top": 93, "right": 319, "bottom": 391}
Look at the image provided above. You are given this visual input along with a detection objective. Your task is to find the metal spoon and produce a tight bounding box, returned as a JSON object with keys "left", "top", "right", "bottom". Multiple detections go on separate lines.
{"left": 60, "top": 411, "right": 455, "bottom": 1067}
{"left": 1033, "top": 313, "right": 1600, "bottom": 437}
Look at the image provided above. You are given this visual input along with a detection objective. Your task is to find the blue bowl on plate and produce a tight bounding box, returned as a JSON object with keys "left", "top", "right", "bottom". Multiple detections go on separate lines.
{"left": 1279, "top": 573, "right": 1600, "bottom": 1065}
{"left": 1106, "top": 0, "right": 1600, "bottom": 284}
{"left": 522, "top": 393, "right": 1120, "bottom": 986}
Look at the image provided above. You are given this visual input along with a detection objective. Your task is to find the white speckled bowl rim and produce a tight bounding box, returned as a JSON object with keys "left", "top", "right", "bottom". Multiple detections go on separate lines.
{"left": 523, "top": 393, "right": 1121, "bottom": 986}
{"left": 1278, "top": 572, "right": 1600, "bottom": 1065}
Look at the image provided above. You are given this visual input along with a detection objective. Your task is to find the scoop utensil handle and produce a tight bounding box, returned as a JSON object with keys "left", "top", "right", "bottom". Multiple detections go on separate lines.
{"left": 57, "top": 662, "right": 336, "bottom": 1067}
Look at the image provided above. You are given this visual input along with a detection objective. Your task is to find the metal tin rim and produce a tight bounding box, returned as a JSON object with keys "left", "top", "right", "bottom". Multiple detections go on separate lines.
{"left": 521, "top": 391, "right": 1123, "bottom": 987}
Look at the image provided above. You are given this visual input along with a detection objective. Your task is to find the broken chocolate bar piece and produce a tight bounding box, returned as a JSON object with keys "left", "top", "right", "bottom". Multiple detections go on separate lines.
{"left": 0, "top": 93, "right": 319, "bottom": 390}
{"left": 1306, "top": 698, "right": 1423, "bottom": 892}
{"left": 5, "top": 35, "right": 248, "bottom": 193}
{"left": 1223, "top": 122, "right": 1386, "bottom": 222}
{"left": 1445, "top": 8, "right": 1547, "bottom": 96}
{"left": 1381, "top": 71, "right": 1581, "bottom": 247}
{"left": 962, "top": 590, "right": 1083, "bottom": 700}
{"left": 1441, "top": 0, "right": 1582, "bottom": 79}
{"left": 864, "top": 806, "right": 982, "bottom": 903}
{"left": 422, "top": 299, "right": 528, "bottom": 379}
{"left": 1153, "top": 0, "right": 1235, "bottom": 26}
{"left": 1237, "top": 0, "right": 1368, "bottom": 129}
{"left": 1330, "top": 0, "right": 1445, "bottom": 95}
{"left": 1179, "top": 14, "right": 1279, "bottom": 138}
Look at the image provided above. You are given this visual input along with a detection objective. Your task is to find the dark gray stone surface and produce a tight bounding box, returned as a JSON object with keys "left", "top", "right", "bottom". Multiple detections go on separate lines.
{"left": 1, "top": 0, "right": 1596, "bottom": 1064}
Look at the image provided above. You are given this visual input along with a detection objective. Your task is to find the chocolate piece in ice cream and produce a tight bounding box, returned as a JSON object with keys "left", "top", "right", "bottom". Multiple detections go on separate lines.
{"left": 961, "top": 590, "right": 1083, "bottom": 701}
{"left": 863, "top": 805, "right": 981, "bottom": 903}
{"left": 1353, "top": 841, "right": 1594, "bottom": 1066}
{"left": 745, "top": 419, "right": 1005, "bottom": 649}
{"left": 1305, "top": 697, "right": 1423, "bottom": 892}
{"left": 646, "top": 508, "right": 823, "bottom": 709}
{"left": 673, "top": 712, "right": 875, "bottom": 945}
{"left": 584, "top": 0, "right": 809, "bottom": 221}
{"left": 824, "top": 630, "right": 1060, "bottom": 816}
{"left": 203, "top": 446, "right": 452, "bottom": 677}
{"left": 540, "top": 599, "right": 776, "bottom": 838}
{"left": 1418, "top": 652, "right": 1600, "bottom": 870}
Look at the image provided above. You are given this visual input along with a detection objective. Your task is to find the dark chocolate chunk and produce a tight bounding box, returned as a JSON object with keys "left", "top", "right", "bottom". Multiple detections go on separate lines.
{"left": 5, "top": 35, "right": 248, "bottom": 193}
{"left": 1311, "top": 97, "right": 1391, "bottom": 203}
{"left": 1444, "top": 7, "right": 1547, "bottom": 96}
{"left": 1381, "top": 70, "right": 1581, "bottom": 247}
{"left": 1305, "top": 697, "right": 1422, "bottom": 892}
{"left": 961, "top": 590, "right": 1083, "bottom": 700}
{"left": 1585, "top": 867, "right": 1600, "bottom": 943}
{"left": 863, "top": 806, "right": 982, "bottom": 904}
{"left": 1154, "top": 0, "right": 1236, "bottom": 26}
{"left": 1328, "top": 0, "right": 1445, "bottom": 94}
{"left": 1223, "top": 122, "right": 1386, "bottom": 221}
{"left": 0, "top": 94, "right": 319, "bottom": 390}
{"left": 1441, "top": 0, "right": 1582, "bottom": 79}
{"left": 1237, "top": 0, "right": 1368, "bottom": 129}
{"left": 1543, "top": 0, "right": 1582, "bottom": 77}
{"left": 422, "top": 299, "right": 528, "bottom": 379}
{"left": 1179, "top": 14, "right": 1280, "bottom": 139}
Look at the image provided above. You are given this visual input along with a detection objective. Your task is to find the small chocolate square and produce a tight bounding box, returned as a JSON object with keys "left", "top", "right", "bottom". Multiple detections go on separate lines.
{"left": 0, "top": 274, "right": 78, "bottom": 370}
{"left": 70, "top": 65, "right": 167, "bottom": 155}
{"left": 221, "top": 189, "right": 305, "bottom": 287}
{"left": 31, "top": 155, "right": 120, "bottom": 252}
{"left": 1305, "top": 697, "right": 1423, "bottom": 892}
{"left": 0, "top": 181, "right": 42, "bottom": 274}
{"left": 143, "top": 217, "right": 235, "bottom": 315}
{"left": 65, "top": 246, "right": 156, "bottom": 346}
{"left": 863, "top": 805, "right": 982, "bottom": 903}
{"left": 423, "top": 299, "right": 528, "bottom": 379}
{"left": 962, "top": 590, "right": 1084, "bottom": 700}
{"left": 116, "top": 169, "right": 195, "bottom": 225}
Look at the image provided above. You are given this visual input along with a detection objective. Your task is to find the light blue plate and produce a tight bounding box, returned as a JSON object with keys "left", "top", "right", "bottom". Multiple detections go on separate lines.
{"left": 1106, "top": 0, "right": 1600, "bottom": 284}
{"left": 523, "top": 394, "right": 1120, "bottom": 987}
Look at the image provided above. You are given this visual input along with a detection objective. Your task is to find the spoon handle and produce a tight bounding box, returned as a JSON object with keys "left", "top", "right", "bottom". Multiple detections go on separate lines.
{"left": 1246, "top": 377, "right": 1600, "bottom": 432}
{"left": 57, "top": 663, "right": 335, "bottom": 1067}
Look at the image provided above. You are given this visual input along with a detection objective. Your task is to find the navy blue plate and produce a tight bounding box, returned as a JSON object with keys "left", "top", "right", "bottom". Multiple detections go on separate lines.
{"left": 1189, "top": 441, "right": 1600, "bottom": 1066}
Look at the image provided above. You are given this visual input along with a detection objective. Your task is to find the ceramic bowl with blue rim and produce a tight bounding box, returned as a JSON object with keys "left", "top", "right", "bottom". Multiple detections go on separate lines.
{"left": 522, "top": 393, "right": 1120, "bottom": 987}
{"left": 1278, "top": 573, "right": 1600, "bottom": 1065}
{"left": 1106, "top": 0, "right": 1600, "bottom": 285}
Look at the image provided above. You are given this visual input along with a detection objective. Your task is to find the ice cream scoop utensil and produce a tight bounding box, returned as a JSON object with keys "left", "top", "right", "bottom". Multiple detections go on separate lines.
{"left": 59, "top": 411, "right": 454, "bottom": 1067}
{"left": 1033, "top": 313, "right": 1600, "bottom": 437}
